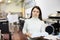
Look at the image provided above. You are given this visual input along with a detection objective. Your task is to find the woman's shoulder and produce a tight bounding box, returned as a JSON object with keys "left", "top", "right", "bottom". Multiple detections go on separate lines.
{"left": 39, "top": 20, "right": 44, "bottom": 23}
{"left": 25, "top": 18, "right": 31, "bottom": 22}
{"left": 24, "top": 19, "right": 31, "bottom": 24}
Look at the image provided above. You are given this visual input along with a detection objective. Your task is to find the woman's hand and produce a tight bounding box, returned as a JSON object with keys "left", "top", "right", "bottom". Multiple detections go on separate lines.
{"left": 25, "top": 33, "right": 31, "bottom": 37}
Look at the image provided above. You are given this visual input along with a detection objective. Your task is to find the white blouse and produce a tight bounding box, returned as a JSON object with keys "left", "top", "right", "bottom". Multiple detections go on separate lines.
{"left": 23, "top": 17, "right": 48, "bottom": 37}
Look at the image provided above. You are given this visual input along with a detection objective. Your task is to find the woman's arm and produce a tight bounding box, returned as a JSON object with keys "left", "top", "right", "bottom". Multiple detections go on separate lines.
{"left": 22, "top": 20, "right": 31, "bottom": 37}
{"left": 41, "top": 21, "right": 47, "bottom": 32}
{"left": 22, "top": 20, "right": 27, "bottom": 34}
{"left": 40, "top": 21, "right": 49, "bottom": 36}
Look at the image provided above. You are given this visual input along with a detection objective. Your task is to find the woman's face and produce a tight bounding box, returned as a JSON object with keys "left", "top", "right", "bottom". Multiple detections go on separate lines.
{"left": 32, "top": 8, "right": 40, "bottom": 18}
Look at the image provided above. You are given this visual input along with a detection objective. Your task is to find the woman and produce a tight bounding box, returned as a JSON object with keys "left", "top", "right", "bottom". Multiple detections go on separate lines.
{"left": 23, "top": 6, "right": 48, "bottom": 40}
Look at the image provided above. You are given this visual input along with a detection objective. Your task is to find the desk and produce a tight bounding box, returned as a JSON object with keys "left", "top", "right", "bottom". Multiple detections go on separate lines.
{"left": 29, "top": 35, "right": 60, "bottom": 40}
{"left": 44, "top": 35, "right": 60, "bottom": 40}
{"left": 31, "top": 36, "right": 48, "bottom": 40}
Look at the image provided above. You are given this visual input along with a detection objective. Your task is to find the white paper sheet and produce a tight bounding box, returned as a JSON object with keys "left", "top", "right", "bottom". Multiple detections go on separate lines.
{"left": 44, "top": 35, "right": 58, "bottom": 40}
{"left": 31, "top": 32, "right": 48, "bottom": 38}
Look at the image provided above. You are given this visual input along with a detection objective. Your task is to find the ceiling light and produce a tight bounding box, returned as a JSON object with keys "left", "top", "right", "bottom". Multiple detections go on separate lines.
{"left": 0, "top": 0, "right": 3, "bottom": 2}
{"left": 7, "top": 0, "right": 11, "bottom": 3}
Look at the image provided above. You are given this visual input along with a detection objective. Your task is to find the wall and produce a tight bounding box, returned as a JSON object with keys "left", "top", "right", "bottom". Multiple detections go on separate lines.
{"left": 1, "top": 0, "right": 60, "bottom": 19}
{"left": 1, "top": 3, "right": 22, "bottom": 12}
{"left": 25, "top": 0, "right": 60, "bottom": 19}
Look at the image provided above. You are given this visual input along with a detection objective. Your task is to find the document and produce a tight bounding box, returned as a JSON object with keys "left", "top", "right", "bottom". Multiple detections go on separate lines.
{"left": 31, "top": 32, "right": 48, "bottom": 38}
{"left": 44, "top": 35, "right": 58, "bottom": 40}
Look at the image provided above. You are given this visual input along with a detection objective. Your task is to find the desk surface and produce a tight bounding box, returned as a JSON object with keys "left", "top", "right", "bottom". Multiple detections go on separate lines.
{"left": 44, "top": 35, "right": 60, "bottom": 40}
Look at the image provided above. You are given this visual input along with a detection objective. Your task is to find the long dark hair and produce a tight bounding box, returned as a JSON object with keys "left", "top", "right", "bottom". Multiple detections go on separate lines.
{"left": 30, "top": 6, "right": 42, "bottom": 20}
